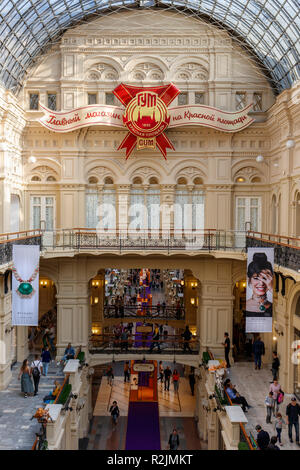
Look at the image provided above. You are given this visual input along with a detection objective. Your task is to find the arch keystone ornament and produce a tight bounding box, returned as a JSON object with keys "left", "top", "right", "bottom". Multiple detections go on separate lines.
{"left": 113, "top": 83, "right": 180, "bottom": 160}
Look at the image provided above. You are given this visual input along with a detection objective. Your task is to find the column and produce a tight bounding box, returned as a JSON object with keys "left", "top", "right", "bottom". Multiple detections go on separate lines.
{"left": 56, "top": 259, "right": 89, "bottom": 358}
{"left": 193, "top": 260, "right": 234, "bottom": 359}
{"left": 160, "top": 184, "right": 175, "bottom": 234}
{"left": 0, "top": 277, "right": 12, "bottom": 389}
{"left": 117, "top": 185, "right": 130, "bottom": 234}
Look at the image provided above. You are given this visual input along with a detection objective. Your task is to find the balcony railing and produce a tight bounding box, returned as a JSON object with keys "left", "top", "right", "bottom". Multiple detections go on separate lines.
{"left": 89, "top": 333, "right": 199, "bottom": 355}
{"left": 246, "top": 231, "right": 300, "bottom": 272}
{"left": 41, "top": 229, "right": 246, "bottom": 253}
{"left": 104, "top": 304, "right": 185, "bottom": 320}
{"left": 0, "top": 230, "right": 41, "bottom": 266}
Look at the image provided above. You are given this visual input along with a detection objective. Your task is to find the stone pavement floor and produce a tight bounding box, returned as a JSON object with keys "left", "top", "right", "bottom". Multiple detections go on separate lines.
{"left": 228, "top": 362, "right": 300, "bottom": 451}
{"left": 0, "top": 358, "right": 64, "bottom": 450}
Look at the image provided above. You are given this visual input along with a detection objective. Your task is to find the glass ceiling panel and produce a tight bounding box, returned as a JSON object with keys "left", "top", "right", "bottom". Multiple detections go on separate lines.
{"left": 0, "top": 0, "right": 298, "bottom": 94}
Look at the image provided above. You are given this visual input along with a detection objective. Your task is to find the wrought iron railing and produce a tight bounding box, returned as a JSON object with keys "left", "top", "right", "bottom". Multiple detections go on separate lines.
{"left": 40, "top": 228, "right": 246, "bottom": 253}
{"left": 104, "top": 304, "right": 185, "bottom": 320}
{"left": 0, "top": 230, "right": 41, "bottom": 266}
{"left": 246, "top": 231, "right": 300, "bottom": 272}
{"left": 89, "top": 333, "right": 199, "bottom": 355}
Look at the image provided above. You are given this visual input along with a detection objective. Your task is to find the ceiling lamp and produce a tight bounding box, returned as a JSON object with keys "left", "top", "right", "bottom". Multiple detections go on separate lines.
{"left": 256, "top": 155, "right": 264, "bottom": 162}
{"left": 286, "top": 139, "right": 295, "bottom": 149}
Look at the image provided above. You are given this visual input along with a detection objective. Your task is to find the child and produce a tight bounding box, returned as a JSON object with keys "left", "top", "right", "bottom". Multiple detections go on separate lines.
{"left": 274, "top": 412, "right": 284, "bottom": 446}
{"left": 265, "top": 391, "right": 273, "bottom": 424}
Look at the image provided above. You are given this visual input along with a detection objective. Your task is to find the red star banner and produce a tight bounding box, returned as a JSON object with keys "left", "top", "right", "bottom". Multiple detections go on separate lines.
{"left": 113, "top": 83, "right": 180, "bottom": 160}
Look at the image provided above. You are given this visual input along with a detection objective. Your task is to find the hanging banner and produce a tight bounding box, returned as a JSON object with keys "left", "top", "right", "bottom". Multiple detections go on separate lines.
{"left": 245, "top": 248, "right": 274, "bottom": 333}
{"left": 12, "top": 245, "right": 40, "bottom": 326}
{"left": 39, "top": 89, "right": 254, "bottom": 141}
{"left": 168, "top": 103, "right": 254, "bottom": 132}
{"left": 39, "top": 102, "right": 125, "bottom": 132}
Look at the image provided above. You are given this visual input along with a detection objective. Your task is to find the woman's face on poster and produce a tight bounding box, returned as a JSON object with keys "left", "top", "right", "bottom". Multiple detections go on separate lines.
{"left": 249, "top": 269, "right": 273, "bottom": 296}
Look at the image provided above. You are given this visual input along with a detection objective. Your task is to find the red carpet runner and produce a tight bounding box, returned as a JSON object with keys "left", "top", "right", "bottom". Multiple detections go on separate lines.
{"left": 125, "top": 402, "right": 161, "bottom": 450}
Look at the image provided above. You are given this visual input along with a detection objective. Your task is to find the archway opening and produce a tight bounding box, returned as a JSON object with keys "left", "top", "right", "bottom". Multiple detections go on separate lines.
{"left": 28, "top": 277, "right": 57, "bottom": 354}
{"left": 296, "top": 193, "right": 300, "bottom": 237}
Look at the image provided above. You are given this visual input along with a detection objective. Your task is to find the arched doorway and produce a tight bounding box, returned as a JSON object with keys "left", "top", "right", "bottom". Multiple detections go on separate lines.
{"left": 85, "top": 358, "right": 201, "bottom": 450}
{"left": 28, "top": 277, "right": 57, "bottom": 354}
{"left": 293, "top": 295, "right": 300, "bottom": 399}
{"left": 271, "top": 195, "right": 277, "bottom": 234}
{"left": 296, "top": 193, "right": 300, "bottom": 237}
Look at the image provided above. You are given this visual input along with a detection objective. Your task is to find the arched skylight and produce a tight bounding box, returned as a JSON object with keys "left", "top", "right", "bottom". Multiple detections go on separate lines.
{"left": 0, "top": 0, "right": 299, "bottom": 94}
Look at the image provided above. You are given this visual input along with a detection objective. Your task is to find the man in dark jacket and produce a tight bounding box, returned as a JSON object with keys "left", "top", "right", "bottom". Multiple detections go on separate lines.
{"left": 168, "top": 428, "right": 179, "bottom": 450}
{"left": 256, "top": 425, "right": 270, "bottom": 450}
{"left": 286, "top": 397, "right": 300, "bottom": 445}
{"left": 164, "top": 366, "right": 172, "bottom": 391}
{"left": 222, "top": 332, "right": 231, "bottom": 368}
{"left": 271, "top": 351, "right": 280, "bottom": 381}
{"left": 252, "top": 337, "right": 265, "bottom": 370}
{"left": 189, "top": 369, "right": 196, "bottom": 396}
{"left": 182, "top": 325, "right": 192, "bottom": 353}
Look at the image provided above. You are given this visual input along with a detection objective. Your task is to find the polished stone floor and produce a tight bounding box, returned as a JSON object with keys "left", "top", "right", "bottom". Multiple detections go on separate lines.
{"left": 0, "top": 359, "right": 64, "bottom": 450}
{"left": 229, "top": 362, "right": 300, "bottom": 450}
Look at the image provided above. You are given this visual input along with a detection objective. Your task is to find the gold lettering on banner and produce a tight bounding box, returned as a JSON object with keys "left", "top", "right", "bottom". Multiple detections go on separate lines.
{"left": 137, "top": 137, "right": 156, "bottom": 150}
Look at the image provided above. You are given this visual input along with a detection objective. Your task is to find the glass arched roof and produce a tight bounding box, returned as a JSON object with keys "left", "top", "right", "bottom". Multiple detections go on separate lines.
{"left": 0, "top": 0, "right": 299, "bottom": 94}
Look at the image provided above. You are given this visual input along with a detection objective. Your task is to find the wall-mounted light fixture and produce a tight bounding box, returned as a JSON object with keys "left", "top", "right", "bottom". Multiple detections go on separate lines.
{"left": 191, "top": 281, "right": 198, "bottom": 289}
{"left": 190, "top": 298, "right": 195, "bottom": 305}
{"left": 180, "top": 280, "right": 185, "bottom": 286}
{"left": 40, "top": 280, "right": 48, "bottom": 288}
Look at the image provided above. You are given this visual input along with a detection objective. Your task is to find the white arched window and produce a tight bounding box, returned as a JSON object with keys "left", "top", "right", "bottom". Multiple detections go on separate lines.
{"left": 174, "top": 184, "right": 205, "bottom": 233}
{"left": 129, "top": 184, "right": 161, "bottom": 234}
{"left": 10, "top": 194, "right": 20, "bottom": 233}
{"left": 85, "top": 183, "right": 116, "bottom": 231}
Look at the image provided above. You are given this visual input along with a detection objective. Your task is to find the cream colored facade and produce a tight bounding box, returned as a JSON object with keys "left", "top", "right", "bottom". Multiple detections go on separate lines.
{"left": 0, "top": 9, "right": 300, "bottom": 450}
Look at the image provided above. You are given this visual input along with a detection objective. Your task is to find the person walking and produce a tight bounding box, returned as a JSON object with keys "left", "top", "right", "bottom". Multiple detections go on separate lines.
{"left": 109, "top": 401, "right": 120, "bottom": 425}
{"left": 31, "top": 354, "right": 43, "bottom": 396}
{"left": 168, "top": 428, "right": 180, "bottom": 450}
{"left": 253, "top": 336, "right": 265, "bottom": 370}
{"left": 106, "top": 365, "right": 114, "bottom": 386}
{"left": 274, "top": 412, "right": 284, "bottom": 446}
{"left": 164, "top": 366, "right": 172, "bottom": 391}
{"left": 124, "top": 361, "right": 130, "bottom": 383}
{"left": 120, "top": 328, "right": 129, "bottom": 352}
{"left": 182, "top": 325, "right": 192, "bottom": 353}
{"left": 189, "top": 368, "right": 196, "bottom": 396}
{"left": 222, "top": 332, "right": 231, "bottom": 368}
{"left": 172, "top": 369, "right": 180, "bottom": 394}
{"left": 158, "top": 361, "right": 164, "bottom": 385}
{"left": 149, "top": 324, "right": 161, "bottom": 352}
{"left": 255, "top": 425, "right": 270, "bottom": 450}
{"left": 18, "top": 359, "right": 34, "bottom": 398}
{"left": 271, "top": 352, "right": 280, "bottom": 381}
{"left": 41, "top": 346, "right": 51, "bottom": 377}
{"left": 286, "top": 397, "right": 300, "bottom": 445}
{"left": 48, "top": 324, "right": 56, "bottom": 352}
{"left": 270, "top": 379, "right": 281, "bottom": 416}
{"left": 265, "top": 391, "right": 274, "bottom": 424}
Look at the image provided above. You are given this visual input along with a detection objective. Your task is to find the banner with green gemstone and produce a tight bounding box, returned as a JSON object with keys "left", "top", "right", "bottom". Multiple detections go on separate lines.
{"left": 12, "top": 245, "right": 40, "bottom": 326}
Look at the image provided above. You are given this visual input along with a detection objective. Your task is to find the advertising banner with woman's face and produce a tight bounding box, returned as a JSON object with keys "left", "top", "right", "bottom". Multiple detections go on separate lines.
{"left": 245, "top": 248, "right": 274, "bottom": 333}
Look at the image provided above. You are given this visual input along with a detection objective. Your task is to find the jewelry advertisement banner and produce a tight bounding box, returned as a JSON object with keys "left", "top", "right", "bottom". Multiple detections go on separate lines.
{"left": 12, "top": 245, "right": 40, "bottom": 326}
{"left": 245, "top": 247, "right": 274, "bottom": 333}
